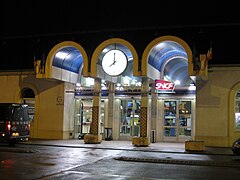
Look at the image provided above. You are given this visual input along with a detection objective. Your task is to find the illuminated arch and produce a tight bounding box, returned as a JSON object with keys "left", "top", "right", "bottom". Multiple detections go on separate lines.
{"left": 141, "top": 35, "right": 192, "bottom": 80}
{"left": 44, "top": 41, "right": 88, "bottom": 82}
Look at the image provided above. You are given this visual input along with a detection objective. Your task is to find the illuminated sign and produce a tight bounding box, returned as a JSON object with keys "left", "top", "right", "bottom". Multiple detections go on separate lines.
{"left": 155, "top": 80, "right": 175, "bottom": 93}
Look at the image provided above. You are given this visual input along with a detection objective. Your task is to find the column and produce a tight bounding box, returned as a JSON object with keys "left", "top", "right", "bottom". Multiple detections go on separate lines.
{"left": 84, "top": 78, "right": 102, "bottom": 143}
{"left": 105, "top": 83, "right": 114, "bottom": 140}
{"left": 132, "top": 77, "right": 150, "bottom": 146}
{"left": 106, "top": 83, "right": 114, "bottom": 128}
{"left": 151, "top": 82, "right": 158, "bottom": 142}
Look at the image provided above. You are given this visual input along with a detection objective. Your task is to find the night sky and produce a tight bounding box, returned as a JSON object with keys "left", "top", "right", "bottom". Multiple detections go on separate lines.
{"left": 1, "top": 0, "right": 240, "bottom": 70}
{"left": 2, "top": 0, "right": 240, "bottom": 37}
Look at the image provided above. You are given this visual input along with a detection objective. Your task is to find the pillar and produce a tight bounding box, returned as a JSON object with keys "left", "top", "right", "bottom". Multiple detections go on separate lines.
{"left": 84, "top": 78, "right": 102, "bottom": 143}
{"left": 151, "top": 82, "right": 158, "bottom": 142}
{"left": 132, "top": 77, "right": 150, "bottom": 146}
{"left": 105, "top": 83, "right": 116, "bottom": 140}
{"left": 106, "top": 83, "right": 114, "bottom": 128}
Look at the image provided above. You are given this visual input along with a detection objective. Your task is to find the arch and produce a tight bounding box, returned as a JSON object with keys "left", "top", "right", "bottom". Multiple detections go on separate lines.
{"left": 90, "top": 38, "right": 139, "bottom": 78}
{"left": 44, "top": 41, "right": 89, "bottom": 81}
{"left": 21, "top": 88, "right": 35, "bottom": 98}
{"left": 229, "top": 82, "right": 240, "bottom": 146}
{"left": 141, "top": 35, "right": 193, "bottom": 79}
{"left": 20, "top": 82, "right": 39, "bottom": 138}
{"left": 20, "top": 82, "right": 39, "bottom": 97}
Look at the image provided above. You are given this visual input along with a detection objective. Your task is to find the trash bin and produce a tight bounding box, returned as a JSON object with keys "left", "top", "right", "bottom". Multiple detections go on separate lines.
{"left": 151, "top": 130, "right": 156, "bottom": 143}
{"left": 105, "top": 128, "right": 113, "bottom": 141}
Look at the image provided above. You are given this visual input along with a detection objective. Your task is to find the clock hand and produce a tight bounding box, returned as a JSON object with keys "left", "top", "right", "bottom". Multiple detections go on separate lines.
{"left": 109, "top": 61, "right": 116, "bottom": 67}
{"left": 109, "top": 52, "right": 116, "bottom": 67}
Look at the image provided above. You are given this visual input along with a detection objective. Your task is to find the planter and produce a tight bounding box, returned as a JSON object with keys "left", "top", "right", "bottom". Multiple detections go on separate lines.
{"left": 185, "top": 140, "right": 205, "bottom": 151}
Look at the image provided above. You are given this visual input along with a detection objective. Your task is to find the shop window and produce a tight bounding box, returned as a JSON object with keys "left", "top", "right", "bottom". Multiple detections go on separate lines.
{"left": 235, "top": 90, "right": 240, "bottom": 129}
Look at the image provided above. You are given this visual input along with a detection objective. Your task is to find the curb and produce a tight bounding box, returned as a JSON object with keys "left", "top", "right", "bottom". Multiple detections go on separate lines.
{"left": 114, "top": 156, "right": 240, "bottom": 168}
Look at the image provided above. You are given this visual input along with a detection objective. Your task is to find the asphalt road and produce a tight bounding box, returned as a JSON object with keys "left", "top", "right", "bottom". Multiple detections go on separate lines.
{"left": 0, "top": 143, "right": 240, "bottom": 180}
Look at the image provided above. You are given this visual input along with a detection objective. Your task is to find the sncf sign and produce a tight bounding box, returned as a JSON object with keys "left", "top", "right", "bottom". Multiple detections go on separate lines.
{"left": 155, "top": 80, "right": 175, "bottom": 92}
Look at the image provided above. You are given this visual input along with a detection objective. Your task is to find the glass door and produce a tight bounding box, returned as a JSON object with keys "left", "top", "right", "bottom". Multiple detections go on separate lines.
{"left": 74, "top": 99, "right": 105, "bottom": 139}
{"left": 119, "top": 99, "right": 141, "bottom": 140}
{"left": 74, "top": 99, "right": 82, "bottom": 139}
{"left": 163, "top": 100, "right": 177, "bottom": 141}
{"left": 82, "top": 99, "right": 93, "bottom": 135}
{"left": 163, "top": 100, "right": 192, "bottom": 142}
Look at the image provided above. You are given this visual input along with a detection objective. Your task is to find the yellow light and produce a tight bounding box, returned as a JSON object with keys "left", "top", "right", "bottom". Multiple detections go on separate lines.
{"left": 12, "top": 133, "right": 19, "bottom": 136}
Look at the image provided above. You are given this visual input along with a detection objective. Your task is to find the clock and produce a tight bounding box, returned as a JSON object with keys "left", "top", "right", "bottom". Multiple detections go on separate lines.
{"left": 102, "top": 49, "right": 128, "bottom": 76}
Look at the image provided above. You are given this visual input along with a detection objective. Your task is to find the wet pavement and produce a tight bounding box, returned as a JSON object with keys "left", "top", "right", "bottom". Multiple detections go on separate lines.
{"left": 2, "top": 139, "right": 239, "bottom": 179}
{"left": 18, "top": 138, "right": 240, "bottom": 168}
{"left": 20, "top": 138, "right": 234, "bottom": 156}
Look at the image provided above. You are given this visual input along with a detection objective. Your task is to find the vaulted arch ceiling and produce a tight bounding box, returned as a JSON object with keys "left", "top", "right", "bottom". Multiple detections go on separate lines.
{"left": 52, "top": 46, "right": 84, "bottom": 83}
{"left": 52, "top": 47, "right": 83, "bottom": 73}
{"left": 148, "top": 41, "right": 193, "bottom": 86}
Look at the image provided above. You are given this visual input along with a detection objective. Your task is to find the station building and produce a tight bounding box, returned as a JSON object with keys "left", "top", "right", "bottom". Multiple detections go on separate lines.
{"left": 0, "top": 35, "right": 240, "bottom": 147}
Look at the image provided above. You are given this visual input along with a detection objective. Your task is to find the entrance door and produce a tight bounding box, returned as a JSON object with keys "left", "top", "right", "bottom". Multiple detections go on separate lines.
{"left": 163, "top": 100, "right": 192, "bottom": 142}
{"left": 119, "top": 99, "right": 141, "bottom": 140}
{"left": 74, "top": 99, "right": 105, "bottom": 139}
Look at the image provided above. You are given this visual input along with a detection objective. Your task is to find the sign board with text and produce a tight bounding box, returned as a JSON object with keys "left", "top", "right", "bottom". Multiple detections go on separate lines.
{"left": 155, "top": 80, "right": 175, "bottom": 93}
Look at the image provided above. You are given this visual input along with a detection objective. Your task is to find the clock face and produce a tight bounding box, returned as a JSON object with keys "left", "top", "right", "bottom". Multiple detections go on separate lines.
{"left": 102, "top": 49, "right": 128, "bottom": 76}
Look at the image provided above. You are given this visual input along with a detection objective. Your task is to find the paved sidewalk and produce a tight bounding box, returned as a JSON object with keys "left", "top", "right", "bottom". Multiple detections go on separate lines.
{"left": 19, "top": 138, "right": 240, "bottom": 168}
{"left": 22, "top": 138, "right": 234, "bottom": 156}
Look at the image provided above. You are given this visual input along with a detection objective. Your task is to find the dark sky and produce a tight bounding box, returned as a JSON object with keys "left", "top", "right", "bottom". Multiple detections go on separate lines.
{"left": 0, "top": 0, "right": 240, "bottom": 70}
{"left": 1, "top": 0, "right": 240, "bottom": 38}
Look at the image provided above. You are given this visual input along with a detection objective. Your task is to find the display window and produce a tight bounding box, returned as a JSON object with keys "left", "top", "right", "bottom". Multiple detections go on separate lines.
{"left": 234, "top": 90, "right": 240, "bottom": 129}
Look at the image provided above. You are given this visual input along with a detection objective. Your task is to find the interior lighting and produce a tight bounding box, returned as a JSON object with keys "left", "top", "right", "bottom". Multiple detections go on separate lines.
{"left": 122, "top": 77, "right": 130, "bottom": 86}
{"left": 55, "top": 51, "right": 68, "bottom": 59}
{"left": 136, "top": 82, "right": 142, "bottom": 86}
{"left": 101, "top": 86, "right": 107, "bottom": 90}
{"left": 86, "top": 78, "right": 95, "bottom": 86}
{"left": 174, "top": 80, "right": 181, "bottom": 85}
{"left": 131, "top": 80, "right": 136, "bottom": 85}
{"left": 188, "top": 84, "right": 196, "bottom": 90}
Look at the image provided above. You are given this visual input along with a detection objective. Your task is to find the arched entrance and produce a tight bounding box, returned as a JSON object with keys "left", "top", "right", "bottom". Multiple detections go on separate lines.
{"left": 21, "top": 88, "right": 35, "bottom": 122}
{"left": 34, "top": 41, "right": 89, "bottom": 139}
{"left": 141, "top": 35, "right": 196, "bottom": 143}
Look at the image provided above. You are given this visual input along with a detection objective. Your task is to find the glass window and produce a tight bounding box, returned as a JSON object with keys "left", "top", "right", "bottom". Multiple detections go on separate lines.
{"left": 120, "top": 99, "right": 140, "bottom": 137}
{"left": 235, "top": 90, "right": 240, "bottom": 129}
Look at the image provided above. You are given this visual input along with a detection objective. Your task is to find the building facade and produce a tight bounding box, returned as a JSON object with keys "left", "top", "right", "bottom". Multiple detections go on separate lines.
{"left": 0, "top": 35, "right": 240, "bottom": 147}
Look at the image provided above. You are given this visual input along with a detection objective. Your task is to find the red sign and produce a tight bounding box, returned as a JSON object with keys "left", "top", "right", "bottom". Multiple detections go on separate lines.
{"left": 155, "top": 80, "right": 175, "bottom": 92}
